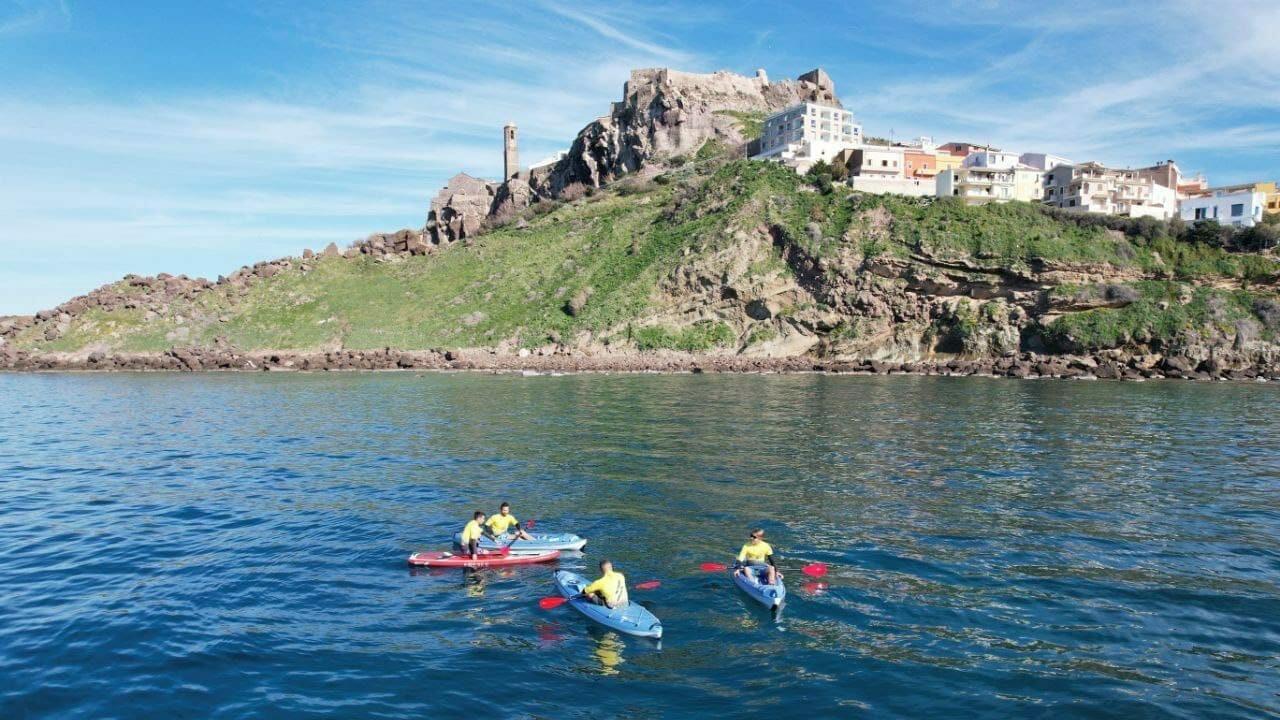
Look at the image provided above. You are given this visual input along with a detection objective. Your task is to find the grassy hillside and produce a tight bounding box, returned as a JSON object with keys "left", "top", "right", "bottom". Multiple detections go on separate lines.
{"left": 10, "top": 160, "right": 1280, "bottom": 358}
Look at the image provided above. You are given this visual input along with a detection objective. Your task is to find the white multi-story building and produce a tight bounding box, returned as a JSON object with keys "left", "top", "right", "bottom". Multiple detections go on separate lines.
{"left": 1019, "top": 152, "right": 1074, "bottom": 171}
{"left": 751, "top": 101, "right": 862, "bottom": 172}
{"left": 1179, "top": 186, "right": 1267, "bottom": 228}
{"left": 1043, "top": 162, "right": 1178, "bottom": 219}
{"left": 965, "top": 149, "right": 1022, "bottom": 169}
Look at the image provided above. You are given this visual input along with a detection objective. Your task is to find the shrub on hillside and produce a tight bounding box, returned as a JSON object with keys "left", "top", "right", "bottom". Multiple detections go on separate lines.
{"left": 1254, "top": 297, "right": 1280, "bottom": 333}
{"left": 632, "top": 321, "right": 735, "bottom": 352}
{"left": 1235, "top": 223, "right": 1280, "bottom": 252}
{"left": 1180, "top": 219, "right": 1231, "bottom": 248}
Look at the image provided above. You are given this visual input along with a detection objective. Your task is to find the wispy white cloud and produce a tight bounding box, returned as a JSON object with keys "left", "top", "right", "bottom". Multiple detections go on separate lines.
{"left": 847, "top": 0, "right": 1280, "bottom": 178}
{"left": 3, "top": 0, "right": 1278, "bottom": 316}
{"left": 541, "top": 2, "right": 692, "bottom": 64}
{"left": 0, "top": 0, "right": 705, "bottom": 313}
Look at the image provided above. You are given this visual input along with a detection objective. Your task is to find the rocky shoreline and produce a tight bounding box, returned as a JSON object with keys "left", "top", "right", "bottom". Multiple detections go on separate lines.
{"left": 1, "top": 345, "right": 1275, "bottom": 381}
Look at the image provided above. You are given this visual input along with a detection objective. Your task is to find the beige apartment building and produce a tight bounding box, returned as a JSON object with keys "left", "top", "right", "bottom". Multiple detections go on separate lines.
{"left": 1042, "top": 162, "right": 1177, "bottom": 219}
{"left": 935, "top": 150, "right": 1040, "bottom": 205}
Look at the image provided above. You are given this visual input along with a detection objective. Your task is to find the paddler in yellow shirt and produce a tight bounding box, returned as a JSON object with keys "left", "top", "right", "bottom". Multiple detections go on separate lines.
{"left": 578, "top": 559, "right": 628, "bottom": 609}
{"left": 735, "top": 528, "right": 778, "bottom": 585}
{"left": 485, "top": 502, "right": 534, "bottom": 543}
{"left": 460, "top": 510, "right": 497, "bottom": 558}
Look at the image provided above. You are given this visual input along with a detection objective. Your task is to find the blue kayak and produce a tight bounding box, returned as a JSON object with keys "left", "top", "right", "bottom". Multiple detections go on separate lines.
{"left": 553, "top": 570, "right": 663, "bottom": 639}
{"left": 733, "top": 565, "right": 786, "bottom": 609}
{"left": 452, "top": 531, "right": 587, "bottom": 552}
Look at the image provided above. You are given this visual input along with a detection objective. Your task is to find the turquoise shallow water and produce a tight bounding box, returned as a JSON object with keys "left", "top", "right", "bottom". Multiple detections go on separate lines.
{"left": 1, "top": 372, "right": 1278, "bottom": 718}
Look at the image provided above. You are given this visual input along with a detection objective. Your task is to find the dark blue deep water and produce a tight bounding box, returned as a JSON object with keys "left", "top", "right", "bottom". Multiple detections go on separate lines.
{"left": 1, "top": 372, "right": 1278, "bottom": 718}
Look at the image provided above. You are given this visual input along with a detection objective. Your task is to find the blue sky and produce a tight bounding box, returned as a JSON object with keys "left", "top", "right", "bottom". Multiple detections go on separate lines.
{"left": 2, "top": 0, "right": 1278, "bottom": 315}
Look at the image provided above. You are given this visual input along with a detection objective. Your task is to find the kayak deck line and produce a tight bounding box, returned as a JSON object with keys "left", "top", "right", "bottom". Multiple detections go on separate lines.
{"left": 450, "top": 531, "right": 588, "bottom": 552}
{"left": 407, "top": 549, "right": 561, "bottom": 568}
{"left": 733, "top": 566, "right": 787, "bottom": 609}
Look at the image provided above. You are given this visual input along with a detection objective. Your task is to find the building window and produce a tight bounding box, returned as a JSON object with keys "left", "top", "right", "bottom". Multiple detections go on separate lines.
{"left": 1231, "top": 203, "right": 1244, "bottom": 217}
{"left": 1194, "top": 207, "right": 1208, "bottom": 220}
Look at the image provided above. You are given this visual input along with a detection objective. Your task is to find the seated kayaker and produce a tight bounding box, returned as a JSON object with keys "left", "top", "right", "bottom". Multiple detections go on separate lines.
{"left": 578, "top": 559, "right": 628, "bottom": 609}
{"left": 735, "top": 528, "right": 778, "bottom": 585}
{"left": 460, "top": 511, "right": 497, "bottom": 558}
{"left": 485, "top": 501, "right": 534, "bottom": 542}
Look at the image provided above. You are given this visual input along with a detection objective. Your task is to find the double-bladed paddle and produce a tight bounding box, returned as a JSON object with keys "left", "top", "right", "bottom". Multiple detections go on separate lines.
{"left": 703, "top": 561, "right": 828, "bottom": 576}
{"left": 537, "top": 580, "right": 660, "bottom": 609}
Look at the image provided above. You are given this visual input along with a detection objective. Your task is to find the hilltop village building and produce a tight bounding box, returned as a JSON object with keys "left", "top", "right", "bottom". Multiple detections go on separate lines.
{"left": 751, "top": 101, "right": 862, "bottom": 173}
{"left": 747, "top": 110, "right": 1278, "bottom": 224}
{"left": 1178, "top": 182, "right": 1275, "bottom": 228}
{"left": 936, "top": 150, "right": 1042, "bottom": 205}
{"left": 1043, "top": 162, "right": 1179, "bottom": 220}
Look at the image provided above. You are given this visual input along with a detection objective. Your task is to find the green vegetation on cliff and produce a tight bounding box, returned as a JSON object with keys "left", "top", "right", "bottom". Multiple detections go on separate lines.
{"left": 10, "top": 160, "right": 1280, "bottom": 360}
{"left": 1044, "top": 282, "right": 1264, "bottom": 351}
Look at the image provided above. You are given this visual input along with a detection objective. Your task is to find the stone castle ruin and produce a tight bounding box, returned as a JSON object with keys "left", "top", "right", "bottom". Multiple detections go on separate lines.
{"left": 421, "top": 67, "right": 839, "bottom": 247}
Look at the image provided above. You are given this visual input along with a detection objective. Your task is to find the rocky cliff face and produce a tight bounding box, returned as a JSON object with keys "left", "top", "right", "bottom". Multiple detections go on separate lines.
{"left": 618, "top": 164, "right": 1280, "bottom": 380}
{"left": 527, "top": 67, "right": 837, "bottom": 197}
{"left": 424, "top": 66, "right": 838, "bottom": 245}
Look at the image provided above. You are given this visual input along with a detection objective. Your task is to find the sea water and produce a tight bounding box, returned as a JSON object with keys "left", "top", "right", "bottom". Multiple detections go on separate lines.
{"left": 1, "top": 372, "right": 1277, "bottom": 718}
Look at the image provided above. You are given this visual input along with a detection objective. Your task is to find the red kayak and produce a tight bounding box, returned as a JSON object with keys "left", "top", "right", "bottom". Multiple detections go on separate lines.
{"left": 407, "top": 550, "right": 560, "bottom": 568}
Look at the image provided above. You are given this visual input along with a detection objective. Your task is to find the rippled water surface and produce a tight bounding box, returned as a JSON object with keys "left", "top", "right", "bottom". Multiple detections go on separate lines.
{"left": 1, "top": 372, "right": 1278, "bottom": 718}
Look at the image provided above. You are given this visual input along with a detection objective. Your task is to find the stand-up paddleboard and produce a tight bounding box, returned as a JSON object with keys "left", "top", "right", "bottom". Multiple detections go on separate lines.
{"left": 451, "top": 531, "right": 587, "bottom": 552}
{"left": 408, "top": 550, "right": 560, "bottom": 568}
{"left": 553, "top": 570, "right": 662, "bottom": 639}
{"left": 733, "top": 566, "right": 786, "bottom": 609}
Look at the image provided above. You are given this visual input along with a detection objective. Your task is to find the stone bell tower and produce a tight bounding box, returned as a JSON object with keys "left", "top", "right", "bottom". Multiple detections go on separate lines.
{"left": 503, "top": 122, "right": 518, "bottom": 180}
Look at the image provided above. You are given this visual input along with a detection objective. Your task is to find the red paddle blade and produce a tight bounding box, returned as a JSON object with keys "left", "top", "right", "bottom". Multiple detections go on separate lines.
{"left": 802, "top": 563, "right": 827, "bottom": 577}
{"left": 526, "top": 518, "right": 535, "bottom": 530}
{"left": 700, "top": 563, "right": 728, "bottom": 571}
{"left": 538, "top": 597, "right": 569, "bottom": 609}
{"left": 802, "top": 581, "right": 828, "bottom": 595}
{"left": 635, "top": 581, "right": 660, "bottom": 590}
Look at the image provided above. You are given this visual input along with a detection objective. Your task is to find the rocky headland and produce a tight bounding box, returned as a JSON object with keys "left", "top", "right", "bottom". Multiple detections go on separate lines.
{"left": 3, "top": 67, "right": 1279, "bottom": 381}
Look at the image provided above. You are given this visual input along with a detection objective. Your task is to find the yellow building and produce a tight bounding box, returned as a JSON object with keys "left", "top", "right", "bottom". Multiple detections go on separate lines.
{"left": 934, "top": 151, "right": 964, "bottom": 174}
{"left": 1258, "top": 181, "right": 1279, "bottom": 214}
